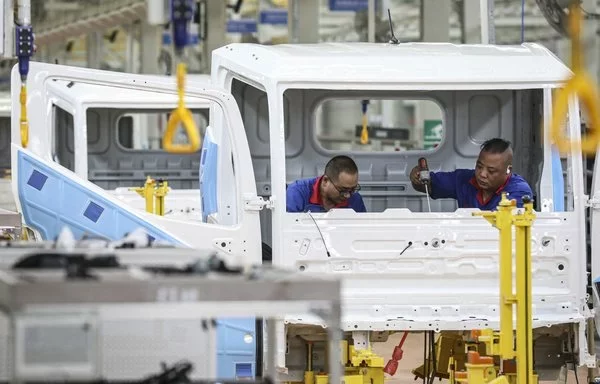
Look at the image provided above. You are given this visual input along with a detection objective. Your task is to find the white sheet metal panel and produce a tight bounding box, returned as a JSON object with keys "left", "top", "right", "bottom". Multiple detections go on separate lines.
{"left": 279, "top": 209, "right": 587, "bottom": 332}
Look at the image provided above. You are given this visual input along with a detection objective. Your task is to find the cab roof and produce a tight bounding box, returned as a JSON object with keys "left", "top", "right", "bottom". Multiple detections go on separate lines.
{"left": 212, "top": 42, "right": 572, "bottom": 89}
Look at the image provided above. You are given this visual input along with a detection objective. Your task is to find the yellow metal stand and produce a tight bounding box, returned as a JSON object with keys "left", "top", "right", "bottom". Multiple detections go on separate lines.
{"left": 130, "top": 176, "right": 169, "bottom": 216}
{"left": 467, "top": 193, "right": 537, "bottom": 384}
{"left": 303, "top": 340, "right": 385, "bottom": 384}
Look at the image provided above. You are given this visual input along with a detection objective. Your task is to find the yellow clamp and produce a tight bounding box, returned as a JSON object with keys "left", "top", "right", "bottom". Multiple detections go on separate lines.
{"left": 550, "top": 4, "right": 600, "bottom": 155}
{"left": 163, "top": 63, "right": 201, "bottom": 154}
{"left": 20, "top": 85, "right": 28, "bottom": 148}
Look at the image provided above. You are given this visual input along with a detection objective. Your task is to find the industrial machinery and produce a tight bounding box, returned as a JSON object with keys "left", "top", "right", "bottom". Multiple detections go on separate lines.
{"left": 0, "top": 230, "right": 342, "bottom": 383}
{"left": 6, "top": 1, "right": 600, "bottom": 384}
{"left": 10, "top": 34, "right": 597, "bottom": 384}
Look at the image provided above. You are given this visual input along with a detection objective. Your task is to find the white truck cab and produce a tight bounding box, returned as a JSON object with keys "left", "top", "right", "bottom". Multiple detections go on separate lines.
{"left": 210, "top": 42, "right": 597, "bottom": 373}
{"left": 10, "top": 62, "right": 262, "bottom": 261}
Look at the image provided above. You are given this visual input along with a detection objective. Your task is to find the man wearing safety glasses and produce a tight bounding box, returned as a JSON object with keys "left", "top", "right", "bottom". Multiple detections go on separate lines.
{"left": 286, "top": 155, "right": 367, "bottom": 213}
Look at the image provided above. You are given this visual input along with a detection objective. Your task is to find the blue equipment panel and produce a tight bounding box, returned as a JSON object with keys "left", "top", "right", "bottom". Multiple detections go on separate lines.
{"left": 227, "top": 19, "right": 258, "bottom": 34}
{"left": 328, "top": 0, "right": 368, "bottom": 11}
{"left": 259, "top": 10, "right": 288, "bottom": 25}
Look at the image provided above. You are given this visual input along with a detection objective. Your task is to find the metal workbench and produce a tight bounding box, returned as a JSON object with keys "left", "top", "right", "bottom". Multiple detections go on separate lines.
{"left": 0, "top": 244, "right": 342, "bottom": 384}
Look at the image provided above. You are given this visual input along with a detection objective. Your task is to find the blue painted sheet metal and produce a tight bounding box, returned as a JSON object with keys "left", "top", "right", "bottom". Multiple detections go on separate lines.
{"left": 216, "top": 318, "right": 256, "bottom": 379}
{"left": 200, "top": 132, "right": 219, "bottom": 223}
{"left": 17, "top": 149, "right": 257, "bottom": 379}
{"left": 17, "top": 149, "right": 183, "bottom": 244}
{"left": 551, "top": 147, "right": 565, "bottom": 212}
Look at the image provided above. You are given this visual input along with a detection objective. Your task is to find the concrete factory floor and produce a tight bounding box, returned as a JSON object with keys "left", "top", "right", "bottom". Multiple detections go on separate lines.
{"left": 371, "top": 332, "right": 591, "bottom": 384}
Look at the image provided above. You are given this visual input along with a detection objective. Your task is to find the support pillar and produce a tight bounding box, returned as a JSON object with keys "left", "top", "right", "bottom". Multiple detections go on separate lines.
{"left": 582, "top": 0, "right": 599, "bottom": 85}
{"left": 288, "top": 0, "right": 319, "bottom": 43}
{"left": 462, "top": 0, "right": 481, "bottom": 43}
{"left": 86, "top": 31, "right": 103, "bottom": 69}
{"left": 203, "top": 1, "right": 227, "bottom": 72}
{"left": 140, "top": 21, "right": 162, "bottom": 74}
{"left": 420, "top": 0, "right": 450, "bottom": 42}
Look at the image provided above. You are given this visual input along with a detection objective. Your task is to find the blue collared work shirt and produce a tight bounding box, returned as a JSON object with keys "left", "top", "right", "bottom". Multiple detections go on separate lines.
{"left": 286, "top": 176, "right": 367, "bottom": 213}
{"left": 429, "top": 169, "right": 533, "bottom": 209}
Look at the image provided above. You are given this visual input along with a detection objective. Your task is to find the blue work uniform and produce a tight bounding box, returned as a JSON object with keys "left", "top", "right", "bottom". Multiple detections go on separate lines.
{"left": 286, "top": 176, "right": 367, "bottom": 213}
{"left": 429, "top": 169, "right": 533, "bottom": 209}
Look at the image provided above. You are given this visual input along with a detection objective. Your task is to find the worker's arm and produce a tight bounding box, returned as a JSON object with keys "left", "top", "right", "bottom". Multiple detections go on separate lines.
{"left": 504, "top": 175, "right": 534, "bottom": 208}
{"left": 286, "top": 184, "right": 307, "bottom": 212}
{"left": 410, "top": 166, "right": 458, "bottom": 199}
{"left": 428, "top": 171, "right": 458, "bottom": 200}
{"left": 351, "top": 194, "right": 367, "bottom": 212}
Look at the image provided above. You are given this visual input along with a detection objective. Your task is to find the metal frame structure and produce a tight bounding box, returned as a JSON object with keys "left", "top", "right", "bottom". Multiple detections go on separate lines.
{"left": 0, "top": 246, "right": 342, "bottom": 383}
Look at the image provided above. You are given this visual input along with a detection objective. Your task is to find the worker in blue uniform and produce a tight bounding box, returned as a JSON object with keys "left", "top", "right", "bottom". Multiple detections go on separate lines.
{"left": 410, "top": 138, "right": 533, "bottom": 209}
{"left": 287, "top": 155, "right": 367, "bottom": 213}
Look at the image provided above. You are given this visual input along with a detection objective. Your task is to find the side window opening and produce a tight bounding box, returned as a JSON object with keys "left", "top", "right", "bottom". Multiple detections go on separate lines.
{"left": 52, "top": 105, "right": 76, "bottom": 172}
{"left": 300, "top": 94, "right": 448, "bottom": 213}
{"left": 314, "top": 98, "right": 444, "bottom": 153}
{"left": 281, "top": 89, "right": 544, "bottom": 213}
{"left": 116, "top": 110, "right": 209, "bottom": 151}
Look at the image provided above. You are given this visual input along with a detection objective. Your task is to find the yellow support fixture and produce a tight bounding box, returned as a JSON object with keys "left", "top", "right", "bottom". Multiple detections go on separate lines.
{"left": 473, "top": 196, "right": 516, "bottom": 361}
{"left": 304, "top": 341, "right": 314, "bottom": 384}
{"left": 514, "top": 197, "right": 536, "bottom": 384}
{"left": 549, "top": 4, "right": 600, "bottom": 155}
{"left": 131, "top": 176, "right": 155, "bottom": 214}
{"left": 163, "top": 63, "right": 201, "bottom": 154}
{"left": 314, "top": 374, "right": 328, "bottom": 384}
{"left": 130, "top": 176, "right": 169, "bottom": 216}
{"left": 20, "top": 85, "right": 29, "bottom": 148}
{"left": 471, "top": 193, "right": 538, "bottom": 384}
{"left": 154, "top": 179, "right": 169, "bottom": 216}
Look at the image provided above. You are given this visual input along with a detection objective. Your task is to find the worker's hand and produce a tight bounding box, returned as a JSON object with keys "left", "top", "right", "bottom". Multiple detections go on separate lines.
{"left": 409, "top": 165, "right": 421, "bottom": 186}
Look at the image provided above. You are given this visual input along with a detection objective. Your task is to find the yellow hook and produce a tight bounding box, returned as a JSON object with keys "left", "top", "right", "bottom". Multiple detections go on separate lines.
{"left": 550, "top": 4, "right": 600, "bottom": 155}
{"left": 360, "top": 100, "right": 369, "bottom": 145}
{"left": 360, "top": 113, "right": 369, "bottom": 145}
{"left": 163, "top": 63, "right": 201, "bottom": 154}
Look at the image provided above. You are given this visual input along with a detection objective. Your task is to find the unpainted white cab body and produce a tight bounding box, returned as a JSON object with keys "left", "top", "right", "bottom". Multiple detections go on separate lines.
{"left": 211, "top": 42, "right": 596, "bottom": 368}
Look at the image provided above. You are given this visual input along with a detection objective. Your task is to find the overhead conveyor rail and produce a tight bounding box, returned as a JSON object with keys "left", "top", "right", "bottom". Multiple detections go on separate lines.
{"left": 34, "top": 0, "right": 145, "bottom": 47}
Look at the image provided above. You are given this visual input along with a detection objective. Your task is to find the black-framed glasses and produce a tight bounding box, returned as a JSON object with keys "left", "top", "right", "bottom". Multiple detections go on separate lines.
{"left": 325, "top": 175, "right": 361, "bottom": 196}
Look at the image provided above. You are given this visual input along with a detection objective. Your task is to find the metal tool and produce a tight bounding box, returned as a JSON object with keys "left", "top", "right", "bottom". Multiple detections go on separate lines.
{"left": 418, "top": 157, "right": 432, "bottom": 212}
